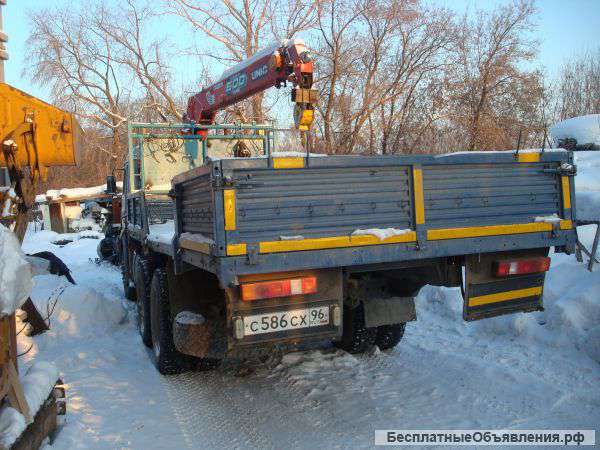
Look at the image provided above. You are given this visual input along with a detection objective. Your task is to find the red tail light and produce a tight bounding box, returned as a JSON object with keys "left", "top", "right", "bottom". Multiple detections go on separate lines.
{"left": 241, "top": 277, "right": 318, "bottom": 301}
{"left": 494, "top": 257, "right": 551, "bottom": 277}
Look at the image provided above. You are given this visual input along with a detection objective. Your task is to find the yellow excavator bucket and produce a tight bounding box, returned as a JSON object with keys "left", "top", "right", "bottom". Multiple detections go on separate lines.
{"left": 0, "top": 82, "right": 81, "bottom": 171}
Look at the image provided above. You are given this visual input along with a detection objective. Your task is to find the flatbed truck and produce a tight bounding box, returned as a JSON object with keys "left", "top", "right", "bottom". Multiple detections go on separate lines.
{"left": 120, "top": 122, "right": 577, "bottom": 374}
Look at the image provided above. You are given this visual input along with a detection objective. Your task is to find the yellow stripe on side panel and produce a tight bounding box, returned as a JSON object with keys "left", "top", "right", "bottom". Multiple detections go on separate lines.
{"left": 223, "top": 189, "right": 236, "bottom": 231}
{"left": 468, "top": 286, "right": 543, "bottom": 307}
{"left": 259, "top": 232, "right": 417, "bottom": 254}
{"left": 516, "top": 152, "right": 540, "bottom": 162}
{"left": 273, "top": 157, "right": 305, "bottom": 169}
{"left": 428, "top": 222, "right": 553, "bottom": 240}
{"left": 227, "top": 243, "right": 247, "bottom": 256}
{"left": 412, "top": 168, "right": 425, "bottom": 225}
{"left": 560, "top": 219, "right": 572, "bottom": 230}
{"left": 561, "top": 176, "right": 571, "bottom": 209}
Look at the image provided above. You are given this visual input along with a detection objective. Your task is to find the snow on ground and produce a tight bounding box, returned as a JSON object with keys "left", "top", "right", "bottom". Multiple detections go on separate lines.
{"left": 10, "top": 152, "right": 600, "bottom": 449}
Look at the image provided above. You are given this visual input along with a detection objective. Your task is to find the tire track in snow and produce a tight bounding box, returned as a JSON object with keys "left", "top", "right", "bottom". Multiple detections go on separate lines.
{"left": 162, "top": 369, "right": 277, "bottom": 449}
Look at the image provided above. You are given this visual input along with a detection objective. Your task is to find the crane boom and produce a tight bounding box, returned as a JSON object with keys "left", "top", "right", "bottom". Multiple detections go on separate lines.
{"left": 186, "top": 39, "right": 317, "bottom": 132}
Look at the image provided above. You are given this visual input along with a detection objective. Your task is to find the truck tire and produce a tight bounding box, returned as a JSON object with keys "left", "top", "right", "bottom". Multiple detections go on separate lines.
{"left": 134, "top": 255, "right": 153, "bottom": 348}
{"left": 375, "top": 323, "right": 406, "bottom": 350}
{"left": 335, "top": 303, "right": 377, "bottom": 354}
{"left": 150, "top": 268, "right": 192, "bottom": 375}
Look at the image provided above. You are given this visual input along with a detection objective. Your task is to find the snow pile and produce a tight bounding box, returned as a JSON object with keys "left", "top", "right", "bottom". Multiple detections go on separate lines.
{"left": 351, "top": 227, "right": 412, "bottom": 241}
{"left": 573, "top": 151, "right": 600, "bottom": 220}
{"left": 551, "top": 114, "right": 600, "bottom": 149}
{"left": 148, "top": 220, "right": 175, "bottom": 245}
{"left": 279, "top": 235, "right": 305, "bottom": 241}
{"left": 534, "top": 214, "right": 561, "bottom": 223}
{"left": 31, "top": 282, "right": 126, "bottom": 339}
{"left": 22, "top": 362, "right": 59, "bottom": 419}
{"left": 0, "top": 362, "right": 59, "bottom": 449}
{"left": 69, "top": 217, "right": 102, "bottom": 233}
{"left": 0, "top": 407, "right": 26, "bottom": 449}
{"left": 0, "top": 225, "right": 33, "bottom": 317}
{"left": 179, "top": 231, "right": 214, "bottom": 244}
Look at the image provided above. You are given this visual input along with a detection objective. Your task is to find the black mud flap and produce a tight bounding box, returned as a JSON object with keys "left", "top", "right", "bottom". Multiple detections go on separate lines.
{"left": 463, "top": 252, "right": 546, "bottom": 321}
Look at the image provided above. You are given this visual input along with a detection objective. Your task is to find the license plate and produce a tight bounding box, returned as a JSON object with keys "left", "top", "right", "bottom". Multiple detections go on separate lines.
{"left": 243, "top": 306, "right": 329, "bottom": 336}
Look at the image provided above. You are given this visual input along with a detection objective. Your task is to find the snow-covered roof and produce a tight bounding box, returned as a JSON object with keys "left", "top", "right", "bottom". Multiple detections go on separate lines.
{"left": 551, "top": 114, "right": 600, "bottom": 149}
{"left": 36, "top": 182, "right": 123, "bottom": 203}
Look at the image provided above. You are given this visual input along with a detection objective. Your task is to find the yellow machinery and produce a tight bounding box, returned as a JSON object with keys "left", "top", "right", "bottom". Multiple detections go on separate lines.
{"left": 0, "top": 82, "right": 81, "bottom": 236}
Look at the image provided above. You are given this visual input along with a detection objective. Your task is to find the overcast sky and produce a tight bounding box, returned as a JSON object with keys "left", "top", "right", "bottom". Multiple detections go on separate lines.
{"left": 2, "top": 0, "right": 599, "bottom": 102}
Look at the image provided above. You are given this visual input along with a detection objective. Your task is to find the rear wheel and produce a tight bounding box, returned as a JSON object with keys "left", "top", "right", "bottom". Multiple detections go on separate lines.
{"left": 150, "top": 268, "right": 192, "bottom": 375}
{"left": 335, "top": 303, "right": 377, "bottom": 354}
{"left": 134, "top": 255, "right": 153, "bottom": 347}
{"left": 375, "top": 323, "right": 406, "bottom": 350}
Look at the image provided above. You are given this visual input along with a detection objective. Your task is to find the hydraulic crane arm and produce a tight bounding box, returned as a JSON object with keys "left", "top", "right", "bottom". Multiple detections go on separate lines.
{"left": 186, "top": 39, "right": 317, "bottom": 132}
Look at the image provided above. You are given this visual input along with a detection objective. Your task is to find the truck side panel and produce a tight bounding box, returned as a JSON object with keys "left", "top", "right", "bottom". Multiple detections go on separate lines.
{"left": 423, "top": 163, "right": 562, "bottom": 228}
{"left": 177, "top": 171, "right": 215, "bottom": 239}
{"left": 229, "top": 165, "right": 413, "bottom": 243}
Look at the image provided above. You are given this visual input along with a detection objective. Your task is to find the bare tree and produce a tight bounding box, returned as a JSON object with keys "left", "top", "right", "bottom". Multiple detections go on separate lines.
{"left": 448, "top": 0, "right": 543, "bottom": 151}
{"left": 554, "top": 49, "right": 600, "bottom": 121}
{"left": 27, "top": 6, "right": 133, "bottom": 163}
{"left": 314, "top": 0, "right": 455, "bottom": 154}
{"left": 27, "top": 1, "right": 185, "bottom": 178}
{"left": 95, "top": 0, "right": 184, "bottom": 122}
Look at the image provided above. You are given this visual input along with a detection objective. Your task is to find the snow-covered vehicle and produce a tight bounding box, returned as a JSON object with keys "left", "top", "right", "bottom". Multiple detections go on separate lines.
{"left": 550, "top": 114, "right": 600, "bottom": 151}
{"left": 120, "top": 122, "right": 578, "bottom": 374}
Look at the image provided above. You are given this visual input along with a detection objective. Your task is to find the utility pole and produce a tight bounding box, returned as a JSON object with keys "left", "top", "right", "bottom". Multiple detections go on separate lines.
{"left": 0, "top": 0, "right": 8, "bottom": 186}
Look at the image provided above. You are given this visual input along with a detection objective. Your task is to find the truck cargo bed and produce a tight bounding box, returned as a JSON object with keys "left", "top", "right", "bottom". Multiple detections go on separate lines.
{"left": 165, "top": 150, "right": 576, "bottom": 285}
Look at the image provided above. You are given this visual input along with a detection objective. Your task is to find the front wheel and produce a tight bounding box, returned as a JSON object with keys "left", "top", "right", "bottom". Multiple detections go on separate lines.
{"left": 150, "top": 268, "right": 193, "bottom": 375}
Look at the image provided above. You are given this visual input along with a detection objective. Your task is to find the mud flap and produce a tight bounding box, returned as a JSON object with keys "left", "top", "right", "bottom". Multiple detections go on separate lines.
{"left": 363, "top": 297, "right": 416, "bottom": 328}
{"left": 463, "top": 252, "right": 547, "bottom": 321}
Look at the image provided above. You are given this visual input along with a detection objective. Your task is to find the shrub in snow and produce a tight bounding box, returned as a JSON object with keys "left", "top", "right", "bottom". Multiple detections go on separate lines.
{"left": 0, "top": 224, "right": 33, "bottom": 317}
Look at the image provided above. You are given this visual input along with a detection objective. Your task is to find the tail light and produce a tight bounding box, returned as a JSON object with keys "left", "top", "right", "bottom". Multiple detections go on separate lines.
{"left": 241, "top": 277, "right": 317, "bottom": 301}
{"left": 494, "top": 257, "right": 551, "bottom": 277}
